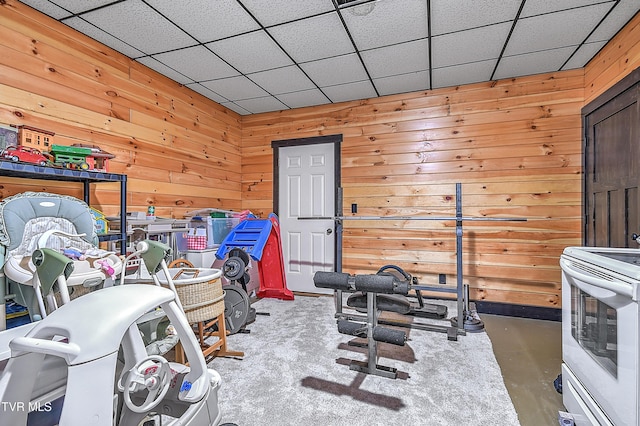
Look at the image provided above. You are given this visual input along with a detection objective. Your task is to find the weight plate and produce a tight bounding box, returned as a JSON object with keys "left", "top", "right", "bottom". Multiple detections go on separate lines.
{"left": 223, "top": 285, "right": 250, "bottom": 334}
{"left": 223, "top": 256, "right": 246, "bottom": 281}
{"left": 229, "top": 248, "right": 250, "bottom": 265}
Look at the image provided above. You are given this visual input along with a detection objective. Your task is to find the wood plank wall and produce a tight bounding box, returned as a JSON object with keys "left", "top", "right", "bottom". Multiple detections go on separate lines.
{"left": 1, "top": 0, "right": 638, "bottom": 308}
{"left": 0, "top": 0, "right": 243, "bottom": 218}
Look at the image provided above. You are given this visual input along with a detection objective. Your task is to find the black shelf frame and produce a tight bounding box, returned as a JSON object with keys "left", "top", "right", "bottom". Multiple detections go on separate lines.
{"left": 0, "top": 161, "right": 127, "bottom": 255}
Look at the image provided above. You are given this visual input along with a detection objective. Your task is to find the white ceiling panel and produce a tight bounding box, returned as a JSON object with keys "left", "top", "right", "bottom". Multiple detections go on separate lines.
{"left": 21, "top": 0, "right": 639, "bottom": 114}
{"left": 431, "top": 22, "right": 511, "bottom": 68}
{"left": 241, "top": 0, "right": 334, "bottom": 27}
{"left": 342, "top": 0, "right": 428, "bottom": 50}
{"left": 145, "top": 0, "right": 259, "bottom": 43}
{"left": 505, "top": 3, "right": 614, "bottom": 56}
{"left": 207, "top": 31, "right": 292, "bottom": 74}
{"left": 135, "top": 57, "right": 194, "bottom": 85}
{"left": 430, "top": 0, "right": 521, "bottom": 36}
{"left": 276, "top": 89, "right": 330, "bottom": 109}
{"left": 151, "top": 45, "right": 239, "bottom": 82}
{"left": 235, "top": 96, "right": 288, "bottom": 114}
{"left": 322, "top": 80, "right": 377, "bottom": 103}
{"left": 520, "top": 0, "right": 613, "bottom": 18}
{"left": 361, "top": 39, "right": 429, "bottom": 79}
{"left": 300, "top": 54, "right": 369, "bottom": 87}
{"left": 561, "top": 41, "right": 608, "bottom": 70}
{"left": 200, "top": 75, "right": 269, "bottom": 100}
{"left": 268, "top": 12, "right": 355, "bottom": 63}
{"left": 494, "top": 46, "right": 576, "bottom": 80}
{"left": 248, "top": 66, "right": 316, "bottom": 95}
{"left": 432, "top": 60, "right": 495, "bottom": 89}
{"left": 64, "top": 17, "right": 146, "bottom": 59}
{"left": 373, "top": 70, "right": 430, "bottom": 96}
{"left": 184, "top": 83, "right": 229, "bottom": 104}
{"left": 79, "top": 0, "right": 196, "bottom": 55}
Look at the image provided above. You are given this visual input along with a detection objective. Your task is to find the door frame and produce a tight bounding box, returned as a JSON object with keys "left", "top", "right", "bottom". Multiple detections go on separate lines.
{"left": 272, "top": 134, "right": 342, "bottom": 272}
{"left": 582, "top": 66, "right": 640, "bottom": 245}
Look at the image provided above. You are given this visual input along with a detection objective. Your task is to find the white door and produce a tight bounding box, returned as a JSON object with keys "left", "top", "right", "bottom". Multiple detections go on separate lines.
{"left": 278, "top": 143, "right": 335, "bottom": 294}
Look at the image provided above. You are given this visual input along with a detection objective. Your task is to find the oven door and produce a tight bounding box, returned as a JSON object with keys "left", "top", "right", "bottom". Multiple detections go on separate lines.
{"left": 560, "top": 256, "right": 639, "bottom": 426}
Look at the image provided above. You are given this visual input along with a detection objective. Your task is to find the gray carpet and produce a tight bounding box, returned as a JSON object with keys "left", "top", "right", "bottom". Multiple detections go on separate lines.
{"left": 209, "top": 295, "right": 520, "bottom": 426}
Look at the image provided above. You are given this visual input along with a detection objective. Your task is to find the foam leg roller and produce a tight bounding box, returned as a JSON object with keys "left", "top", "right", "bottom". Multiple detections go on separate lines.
{"left": 353, "top": 274, "right": 397, "bottom": 294}
{"left": 313, "top": 271, "right": 352, "bottom": 290}
{"left": 337, "top": 319, "right": 367, "bottom": 337}
{"left": 372, "top": 326, "right": 406, "bottom": 346}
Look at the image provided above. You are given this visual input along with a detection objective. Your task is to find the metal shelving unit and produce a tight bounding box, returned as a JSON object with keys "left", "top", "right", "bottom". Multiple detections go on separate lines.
{"left": 0, "top": 161, "right": 127, "bottom": 254}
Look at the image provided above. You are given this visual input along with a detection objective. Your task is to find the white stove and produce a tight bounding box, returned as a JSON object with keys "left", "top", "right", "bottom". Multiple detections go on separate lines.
{"left": 560, "top": 246, "right": 640, "bottom": 425}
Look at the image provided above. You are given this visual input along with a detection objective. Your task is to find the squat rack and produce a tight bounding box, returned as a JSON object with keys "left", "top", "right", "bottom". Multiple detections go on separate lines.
{"left": 300, "top": 183, "right": 527, "bottom": 338}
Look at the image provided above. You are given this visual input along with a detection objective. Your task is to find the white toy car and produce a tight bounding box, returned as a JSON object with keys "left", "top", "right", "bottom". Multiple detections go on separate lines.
{"left": 0, "top": 284, "right": 223, "bottom": 426}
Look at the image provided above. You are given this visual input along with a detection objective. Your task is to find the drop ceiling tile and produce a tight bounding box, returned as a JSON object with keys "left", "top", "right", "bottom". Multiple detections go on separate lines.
{"left": 185, "top": 83, "right": 230, "bottom": 104}
{"left": 20, "top": 0, "right": 73, "bottom": 19}
{"left": 268, "top": 12, "right": 354, "bottom": 63}
{"left": 221, "top": 102, "right": 252, "bottom": 115}
{"left": 299, "top": 54, "right": 368, "bottom": 87}
{"left": 276, "top": 89, "right": 330, "bottom": 109}
{"left": 494, "top": 46, "right": 575, "bottom": 80}
{"left": 373, "top": 70, "right": 430, "bottom": 96}
{"left": 79, "top": 0, "right": 196, "bottom": 55}
{"left": 430, "top": 0, "right": 520, "bottom": 36}
{"left": 341, "top": 0, "right": 428, "bottom": 50}
{"left": 151, "top": 46, "right": 239, "bottom": 82}
{"left": 207, "top": 31, "right": 292, "bottom": 74}
{"left": 587, "top": 0, "right": 640, "bottom": 42}
{"left": 240, "top": 0, "right": 335, "bottom": 27}
{"left": 64, "top": 17, "right": 146, "bottom": 59}
{"left": 42, "top": 0, "right": 114, "bottom": 14}
{"left": 235, "top": 96, "right": 288, "bottom": 114}
{"left": 432, "top": 60, "right": 495, "bottom": 88}
{"left": 562, "top": 41, "right": 607, "bottom": 70}
{"left": 247, "top": 66, "right": 316, "bottom": 95}
{"left": 201, "top": 75, "right": 269, "bottom": 100}
{"left": 505, "top": 3, "right": 613, "bottom": 56}
{"left": 431, "top": 22, "right": 510, "bottom": 68}
{"left": 135, "top": 57, "right": 193, "bottom": 85}
{"left": 145, "top": 0, "right": 259, "bottom": 43}
{"left": 520, "top": 0, "right": 613, "bottom": 18}
{"left": 322, "top": 80, "right": 377, "bottom": 103}
{"left": 361, "top": 39, "right": 429, "bottom": 79}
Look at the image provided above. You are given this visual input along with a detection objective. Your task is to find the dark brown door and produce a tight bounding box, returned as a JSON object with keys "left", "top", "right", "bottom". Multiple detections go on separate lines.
{"left": 583, "top": 69, "right": 640, "bottom": 247}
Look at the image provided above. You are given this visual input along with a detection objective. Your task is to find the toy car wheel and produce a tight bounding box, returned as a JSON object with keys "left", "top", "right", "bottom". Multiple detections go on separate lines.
{"left": 10, "top": 155, "right": 18, "bottom": 162}
{"left": 39, "top": 160, "right": 48, "bottom": 166}
{"left": 79, "top": 162, "right": 89, "bottom": 170}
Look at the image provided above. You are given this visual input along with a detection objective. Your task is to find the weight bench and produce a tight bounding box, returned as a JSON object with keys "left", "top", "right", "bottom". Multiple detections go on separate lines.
{"left": 314, "top": 271, "right": 410, "bottom": 379}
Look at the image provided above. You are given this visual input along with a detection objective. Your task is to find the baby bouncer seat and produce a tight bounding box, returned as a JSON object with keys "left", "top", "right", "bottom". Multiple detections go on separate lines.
{"left": 0, "top": 192, "right": 123, "bottom": 322}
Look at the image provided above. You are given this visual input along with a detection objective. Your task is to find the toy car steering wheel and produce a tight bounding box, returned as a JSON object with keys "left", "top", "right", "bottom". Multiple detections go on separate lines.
{"left": 123, "top": 355, "right": 171, "bottom": 413}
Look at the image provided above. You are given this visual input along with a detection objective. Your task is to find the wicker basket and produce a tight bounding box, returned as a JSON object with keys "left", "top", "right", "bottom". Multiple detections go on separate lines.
{"left": 157, "top": 267, "right": 224, "bottom": 324}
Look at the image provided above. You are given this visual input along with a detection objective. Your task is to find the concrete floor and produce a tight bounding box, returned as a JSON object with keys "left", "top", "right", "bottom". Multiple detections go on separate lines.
{"left": 483, "top": 314, "right": 565, "bottom": 426}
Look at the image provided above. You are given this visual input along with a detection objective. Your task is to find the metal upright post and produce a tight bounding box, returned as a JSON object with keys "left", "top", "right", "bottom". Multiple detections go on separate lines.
{"left": 455, "top": 183, "right": 465, "bottom": 332}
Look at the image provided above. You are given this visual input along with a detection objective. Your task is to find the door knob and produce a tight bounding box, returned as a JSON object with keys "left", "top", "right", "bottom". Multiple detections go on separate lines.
{"left": 326, "top": 228, "right": 333, "bottom": 235}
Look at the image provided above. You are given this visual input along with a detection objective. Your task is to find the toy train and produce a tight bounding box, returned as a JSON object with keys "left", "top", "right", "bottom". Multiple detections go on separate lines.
{"left": 0, "top": 125, "right": 114, "bottom": 172}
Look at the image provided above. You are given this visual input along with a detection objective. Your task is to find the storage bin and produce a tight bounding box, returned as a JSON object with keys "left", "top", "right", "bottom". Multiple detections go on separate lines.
{"left": 207, "top": 217, "right": 240, "bottom": 247}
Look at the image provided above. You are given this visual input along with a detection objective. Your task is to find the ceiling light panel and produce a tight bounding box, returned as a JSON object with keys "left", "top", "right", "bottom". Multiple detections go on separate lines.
{"left": 79, "top": 0, "right": 196, "bottom": 55}
{"left": 341, "top": 0, "right": 428, "bottom": 50}
{"left": 505, "top": 3, "right": 613, "bottom": 56}
{"left": 322, "top": 80, "right": 377, "bottom": 103}
{"left": 431, "top": 22, "right": 511, "bottom": 68}
{"left": 430, "top": 0, "right": 520, "bottom": 36}
{"left": 268, "top": 13, "right": 355, "bottom": 63}
{"left": 207, "top": 31, "right": 292, "bottom": 74}
{"left": 361, "top": 39, "right": 429, "bottom": 79}
{"left": 146, "top": 0, "right": 260, "bottom": 43}
{"left": 151, "top": 45, "right": 239, "bottom": 82}
{"left": 239, "top": 0, "right": 335, "bottom": 27}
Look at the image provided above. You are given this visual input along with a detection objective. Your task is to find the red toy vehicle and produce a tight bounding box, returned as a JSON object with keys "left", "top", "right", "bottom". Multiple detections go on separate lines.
{"left": 1, "top": 145, "right": 51, "bottom": 166}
